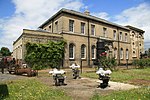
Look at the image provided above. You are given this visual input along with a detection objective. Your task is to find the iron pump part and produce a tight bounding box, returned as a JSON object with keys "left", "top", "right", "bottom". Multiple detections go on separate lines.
{"left": 49, "top": 68, "right": 67, "bottom": 86}
{"left": 69, "top": 63, "right": 81, "bottom": 79}
{"left": 96, "top": 68, "right": 112, "bottom": 88}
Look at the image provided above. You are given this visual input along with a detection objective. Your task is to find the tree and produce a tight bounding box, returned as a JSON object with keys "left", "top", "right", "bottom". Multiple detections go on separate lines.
{"left": 0, "top": 47, "right": 11, "bottom": 56}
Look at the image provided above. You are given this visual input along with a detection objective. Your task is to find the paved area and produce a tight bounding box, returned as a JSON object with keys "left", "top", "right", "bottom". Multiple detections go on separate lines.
{"left": 0, "top": 73, "right": 26, "bottom": 82}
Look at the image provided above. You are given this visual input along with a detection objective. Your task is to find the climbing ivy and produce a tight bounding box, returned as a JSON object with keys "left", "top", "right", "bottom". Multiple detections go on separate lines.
{"left": 25, "top": 40, "right": 66, "bottom": 70}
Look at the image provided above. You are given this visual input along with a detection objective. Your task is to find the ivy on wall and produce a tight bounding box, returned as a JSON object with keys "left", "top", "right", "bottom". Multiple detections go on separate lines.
{"left": 25, "top": 40, "right": 66, "bottom": 70}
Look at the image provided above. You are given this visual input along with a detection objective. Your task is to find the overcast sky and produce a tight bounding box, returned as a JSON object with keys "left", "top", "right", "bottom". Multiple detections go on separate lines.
{"left": 0, "top": 0, "right": 150, "bottom": 51}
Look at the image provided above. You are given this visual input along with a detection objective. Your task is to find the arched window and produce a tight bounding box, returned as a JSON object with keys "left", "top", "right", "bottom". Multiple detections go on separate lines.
{"left": 126, "top": 49, "right": 129, "bottom": 59}
{"left": 91, "top": 45, "right": 96, "bottom": 59}
{"left": 120, "top": 48, "right": 123, "bottom": 59}
{"left": 69, "top": 43, "right": 75, "bottom": 59}
{"left": 120, "top": 32, "right": 122, "bottom": 41}
{"left": 133, "top": 51, "right": 136, "bottom": 57}
{"left": 81, "top": 44, "right": 86, "bottom": 59}
{"left": 114, "top": 48, "right": 117, "bottom": 59}
{"left": 125, "top": 33, "right": 128, "bottom": 42}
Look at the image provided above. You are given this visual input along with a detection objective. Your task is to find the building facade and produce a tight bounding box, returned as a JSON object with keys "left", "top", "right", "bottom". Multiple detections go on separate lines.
{"left": 13, "top": 8, "right": 145, "bottom": 67}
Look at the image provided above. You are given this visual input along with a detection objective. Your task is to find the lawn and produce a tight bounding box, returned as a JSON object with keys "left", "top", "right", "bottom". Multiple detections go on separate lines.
{"left": 91, "top": 87, "right": 150, "bottom": 100}
{"left": 81, "top": 67, "right": 150, "bottom": 86}
{"left": 82, "top": 67, "right": 150, "bottom": 100}
{"left": 0, "top": 78, "right": 71, "bottom": 100}
{"left": 0, "top": 67, "right": 150, "bottom": 100}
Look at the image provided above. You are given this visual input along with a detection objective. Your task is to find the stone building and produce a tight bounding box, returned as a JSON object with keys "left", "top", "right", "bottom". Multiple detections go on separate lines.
{"left": 13, "top": 8, "right": 144, "bottom": 67}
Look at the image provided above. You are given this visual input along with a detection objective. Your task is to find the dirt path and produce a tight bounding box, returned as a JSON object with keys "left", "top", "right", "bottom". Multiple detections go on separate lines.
{"left": 38, "top": 70, "right": 139, "bottom": 100}
{"left": 0, "top": 69, "right": 140, "bottom": 100}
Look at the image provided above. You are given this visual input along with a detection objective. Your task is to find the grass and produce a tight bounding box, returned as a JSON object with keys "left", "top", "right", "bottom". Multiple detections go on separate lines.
{"left": 0, "top": 78, "right": 71, "bottom": 100}
{"left": 82, "top": 67, "right": 150, "bottom": 100}
{"left": 91, "top": 87, "right": 150, "bottom": 100}
{"left": 81, "top": 67, "right": 150, "bottom": 85}
{"left": 1, "top": 67, "right": 150, "bottom": 100}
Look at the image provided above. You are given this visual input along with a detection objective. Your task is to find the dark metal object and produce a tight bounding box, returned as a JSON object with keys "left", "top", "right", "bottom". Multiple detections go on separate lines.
{"left": 53, "top": 74, "right": 67, "bottom": 86}
{"left": 98, "top": 74, "right": 110, "bottom": 89}
{"left": 126, "top": 59, "right": 128, "bottom": 69}
{"left": 72, "top": 69, "right": 81, "bottom": 79}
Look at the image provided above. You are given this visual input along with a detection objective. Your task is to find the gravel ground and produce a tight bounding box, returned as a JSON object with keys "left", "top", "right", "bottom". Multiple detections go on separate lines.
{"left": 0, "top": 72, "right": 26, "bottom": 82}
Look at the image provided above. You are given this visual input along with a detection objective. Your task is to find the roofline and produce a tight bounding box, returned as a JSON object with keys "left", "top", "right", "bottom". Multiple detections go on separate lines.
{"left": 38, "top": 8, "right": 130, "bottom": 31}
{"left": 125, "top": 25, "right": 145, "bottom": 33}
{"left": 13, "top": 29, "right": 63, "bottom": 45}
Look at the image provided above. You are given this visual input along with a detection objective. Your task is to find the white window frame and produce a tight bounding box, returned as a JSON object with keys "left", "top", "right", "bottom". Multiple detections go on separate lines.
{"left": 91, "top": 25, "right": 95, "bottom": 36}
{"left": 120, "top": 32, "right": 122, "bottom": 41}
{"left": 81, "top": 45, "right": 86, "bottom": 59}
{"left": 55, "top": 21, "right": 58, "bottom": 32}
{"left": 114, "top": 48, "right": 117, "bottom": 59}
{"left": 126, "top": 49, "right": 129, "bottom": 59}
{"left": 81, "top": 22, "right": 85, "bottom": 34}
{"left": 120, "top": 48, "right": 123, "bottom": 59}
{"left": 92, "top": 45, "right": 96, "bottom": 59}
{"left": 69, "top": 20, "right": 74, "bottom": 32}
{"left": 125, "top": 33, "right": 128, "bottom": 42}
{"left": 113, "top": 30, "right": 116, "bottom": 40}
{"left": 103, "top": 27, "right": 107, "bottom": 37}
{"left": 69, "top": 44, "right": 75, "bottom": 59}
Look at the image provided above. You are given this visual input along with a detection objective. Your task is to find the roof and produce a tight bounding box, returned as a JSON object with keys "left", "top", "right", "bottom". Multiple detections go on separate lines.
{"left": 125, "top": 25, "right": 145, "bottom": 33}
{"left": 39, "top": 8, "right": 130, "bottom": 30}
{"left": 13, "top": 29, "right": 63, "bottom": 45}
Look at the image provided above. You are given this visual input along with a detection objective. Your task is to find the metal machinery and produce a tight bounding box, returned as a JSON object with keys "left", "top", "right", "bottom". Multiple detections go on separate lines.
{"left": 96, "top": 68, "right": 112, "bottom": 88}
{"left": 49, "top": 68, "right": 67, "bottom": 86}
{"left": 69, "top": 63, "right": 81, "bottom": 79}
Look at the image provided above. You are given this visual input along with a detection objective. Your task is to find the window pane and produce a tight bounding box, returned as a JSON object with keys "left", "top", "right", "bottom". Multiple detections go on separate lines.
{"left": 120, "top": 32, "right": 122, "bottom": 41}
{"left": 69, "top": 44, "right": 74, "bottom": 58}
{"left": 113, "top": 30, "right": 116, "bottom": 40}
{"left": 126, "top": 49, "right": 129, "bottom": 59}
{"left": 103, "top": 28, "right": 107, "bottom": 37}
{"left": 91, "top": 25, "right": 95, "bottom": 35}
{"left": 69, "top": 20, "right": 74, "bottom": 32}
{"left": 114, "top": 48, "right": 117, "bottom": 59}
{"left": 81, "top": 45, "right": 86, "bottom": 58}
{"left": 92, "top": 46, "right": 95, "bottom": 59}
{"left": 81, "top": 22, "right": 85, "bottom": 34}
{"left": 120, "top": 48, "right": 123, "bottom": 59}
{"left": 125, "top": 33, "right": 128, "bottom": 42}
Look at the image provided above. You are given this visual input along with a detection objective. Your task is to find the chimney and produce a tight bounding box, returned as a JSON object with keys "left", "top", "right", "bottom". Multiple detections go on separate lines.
{"left": 84, "top": 10, "right": 90, "bottom": 15}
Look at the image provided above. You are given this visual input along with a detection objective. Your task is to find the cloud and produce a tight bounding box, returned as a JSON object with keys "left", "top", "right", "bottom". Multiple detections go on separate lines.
{"left": 91, "top": 12, "right": 110, "bottom": 20}
{"left": 0, "top": 0, "right": 84, "bottom": 51}
{"left": 113, "top": 3, "right": 150, "bottom": 49}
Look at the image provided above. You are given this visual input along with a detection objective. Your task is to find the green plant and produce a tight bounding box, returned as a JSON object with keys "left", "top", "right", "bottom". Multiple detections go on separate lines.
{"left": 25, "top": 40, "right": 66, "bottom": 70}
{"left": 98, "top": 55, "right": 117, "bottom": 71}
{"left": 132, "top": 58, "right": 150, "bottom": 68}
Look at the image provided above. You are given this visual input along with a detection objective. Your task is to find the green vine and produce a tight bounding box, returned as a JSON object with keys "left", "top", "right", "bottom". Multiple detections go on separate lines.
{"left": 25, "top": 40, "right": 66, "bottom": 70}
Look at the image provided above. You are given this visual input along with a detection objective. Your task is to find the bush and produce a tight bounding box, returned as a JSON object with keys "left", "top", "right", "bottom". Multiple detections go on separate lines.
{"left": 132, "top": 58, "right": 150, "bottom": 68}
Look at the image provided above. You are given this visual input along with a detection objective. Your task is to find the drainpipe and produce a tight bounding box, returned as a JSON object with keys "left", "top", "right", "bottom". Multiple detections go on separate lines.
{"left": 117, "top": 27, "right": 120, "bottom": 65}
{"left": 87, "top": 19, "right": 90, "bottom": 67}
{"left": 52, "top": 19, "right": 54, "bottom": 33}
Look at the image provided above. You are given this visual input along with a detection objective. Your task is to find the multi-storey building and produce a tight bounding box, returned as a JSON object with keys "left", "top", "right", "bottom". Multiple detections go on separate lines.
{"left": 13, "top": 8, "right": 145, "bottom": 67}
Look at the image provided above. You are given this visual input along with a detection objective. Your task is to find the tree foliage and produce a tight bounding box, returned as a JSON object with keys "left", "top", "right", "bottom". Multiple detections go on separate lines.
{"left": 25, "top": 40, "right": 66, "bottom": 70}
{"left": 0, "top": 47, "right": 11, "bottom": 56}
